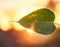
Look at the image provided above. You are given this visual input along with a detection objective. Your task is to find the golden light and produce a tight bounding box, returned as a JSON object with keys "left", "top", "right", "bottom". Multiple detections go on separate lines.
{"left": 0, "top": 12, "right": 12, "bottom": 31}
{"left": 12, "top": 21, "right": 35, "bottom": 36}
{"left": 0, "top": 0, "right": 60, "bottom": 35}
{"left": 54, "top": 2, "right": 60, "bottom": 24}
{"left": 0, "top": 0, "right": 49, "bottom": 32}
{"left": 0, "top": 0, "right": 60, "bottom": 46}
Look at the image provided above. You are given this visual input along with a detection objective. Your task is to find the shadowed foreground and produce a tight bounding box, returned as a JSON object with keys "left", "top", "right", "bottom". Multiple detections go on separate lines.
{"left": 0, "top": 28, "right": 60, "bottom": 47}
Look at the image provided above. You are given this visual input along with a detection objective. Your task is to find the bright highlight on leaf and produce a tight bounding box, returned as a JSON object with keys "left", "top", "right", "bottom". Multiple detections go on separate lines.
{"left": 18, "top": 8, "right": 55, "bottom": 35}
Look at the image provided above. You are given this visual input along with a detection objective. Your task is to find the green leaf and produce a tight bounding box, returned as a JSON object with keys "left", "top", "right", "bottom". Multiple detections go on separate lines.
{"left": 35, "top": 22, "right": 56, "bottom": 35}
{"left": 18, "top": 8, "right": 55, "bottom": 35}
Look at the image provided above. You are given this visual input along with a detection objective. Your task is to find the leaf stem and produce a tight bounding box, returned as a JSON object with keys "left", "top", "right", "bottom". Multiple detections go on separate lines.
{"left": 10, "top": 21, "right": 60, "bottom": 25}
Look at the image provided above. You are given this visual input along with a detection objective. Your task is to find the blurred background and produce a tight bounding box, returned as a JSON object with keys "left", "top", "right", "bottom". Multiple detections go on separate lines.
{"left": 0, "top": 0, "right": 60, "bottom": 47}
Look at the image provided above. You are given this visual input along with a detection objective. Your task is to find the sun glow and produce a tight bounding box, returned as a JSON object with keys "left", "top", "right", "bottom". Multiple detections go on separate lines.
{"left": 0, "top": 13, "right": 12, "bottom": 31}
{"left": 0, "top": 0, "right": 60, "bottom": 34}
{"left": 12, "top": 22, "right": 35, "bottom": 35}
